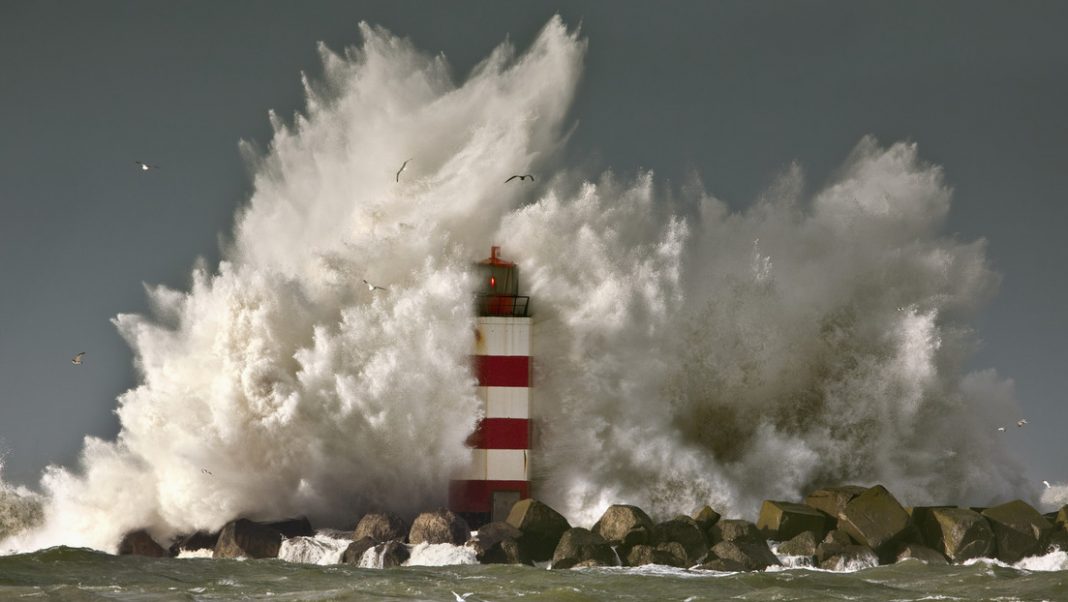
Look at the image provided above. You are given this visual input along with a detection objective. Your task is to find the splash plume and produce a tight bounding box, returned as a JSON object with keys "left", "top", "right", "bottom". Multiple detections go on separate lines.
{"left": 0, "top": 16, "right": 1028, "bottom": 552}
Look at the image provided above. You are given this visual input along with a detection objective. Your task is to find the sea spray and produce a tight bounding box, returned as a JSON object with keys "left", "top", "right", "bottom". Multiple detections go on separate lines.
{"left": 0, "top": 15, "right": 1032, "bottom": 554}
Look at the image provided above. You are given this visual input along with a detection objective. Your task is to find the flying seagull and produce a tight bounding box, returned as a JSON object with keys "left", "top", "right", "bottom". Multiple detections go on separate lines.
{"left": 1043, "top": 480, "right": 1051, "bottom": 489}
{"left": 363, "top": 279, "right": 387, "bottom": 292}
{"left": 1017, "top": 419, "right": 1029, "bottom": 427}
{"left": 71, "top": 352, "right": 85, "bottom": 365}
{"left": 452, "top": 593, "right": 473, "bottom": 602}
{"left": 135, "top": 161, "right": 160, "bottom": 171}
{"left": 996, "top": 426, "right": 1006, "bottom": 432}
{"left": 505, "top": 174, "right": 534, "bottom": 183}
{"left": 395, "top": 158, "right": 412, "bottom": 182}
{"left": 201, "top": 468, "right": 214, "bottom": 477}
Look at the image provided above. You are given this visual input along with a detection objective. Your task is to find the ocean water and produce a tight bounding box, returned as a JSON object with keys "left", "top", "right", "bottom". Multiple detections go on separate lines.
{"left": 1, "top": 546, "right": 1067, "bottom": 601}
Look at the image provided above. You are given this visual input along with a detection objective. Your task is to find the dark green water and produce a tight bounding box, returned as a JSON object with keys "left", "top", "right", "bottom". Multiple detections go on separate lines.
{"left": 1, "top": 547, "right": 1066, "bottom": 601}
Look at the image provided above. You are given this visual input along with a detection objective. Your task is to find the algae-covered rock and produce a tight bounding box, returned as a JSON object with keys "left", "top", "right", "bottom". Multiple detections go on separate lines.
{"left": 837, "top": 485, "right": 910, "bottom": 561}
{"left": 354, "top": 512, "right": 408, "bottom": 543}
{"left": 551, "top": 528, "right": 617, "bottom": 569}
{"left": 409, "top": 509, "right": 470, "bottom": 546}
{"left": 506, "top": 499, "right": 571, "bottom": 562}
{"left": 982, "top": 500, "right": 1053, "bottom": 563}
{"left": 757, "top": 500, "right": 830, "bottom": 541}
{"left": 917, "top": 507, "right": 995, "bottom": 562}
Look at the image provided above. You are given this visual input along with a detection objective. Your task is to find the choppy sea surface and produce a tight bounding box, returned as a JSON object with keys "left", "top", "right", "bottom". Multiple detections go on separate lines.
{"left": 2, "top": 545, "right": 1066, "bottom": 602}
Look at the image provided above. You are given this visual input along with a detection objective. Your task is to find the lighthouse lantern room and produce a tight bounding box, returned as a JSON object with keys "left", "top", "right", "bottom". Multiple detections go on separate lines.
{"left": 449, "top": 246, "right": 533, "bottom": 527}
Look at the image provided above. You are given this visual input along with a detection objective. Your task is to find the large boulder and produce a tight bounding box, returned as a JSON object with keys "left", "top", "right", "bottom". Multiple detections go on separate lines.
{"left": 169, "top": 531, "right": 219, "bottom": 556}
{"left": 709, "top": 519, "right": 764, "bottom": 545}
{"left": 118, "top": 530, "right": 167, "bottom": 557}
{"left": 757, "top": 500, "right": 830, "bottom": 542}
{"left": 709, "top": 540, "right": 780, "bottom": 571}
{"left": 804, "top": 485, "right": 867, "bottom": 520}
{"left": 837, "top": 485, "right": 910, "bottom": 562}
{"left": 592, "top": 504, "right": 655, "bottom": 550}
{"left": 982, "top": 500, "right": 1053, "bottom": 563}
{"left": 1055, "top": 505, "right": 1068, "bottom": 527}
{"left": 627, "top": 543, "right": 686, "bottom": 567}
{"left": 409, "top": 509, "right": 470, "bottom": 546}
{"left": 266, "top": 517, "right": 314, "bottom": 539}
{"left": 693, "top": 506, "right": 722, "bottom": 531}
{"left": 823, "top": 529, "right": 855, "bottom": 547}
{"left": 469, "top": 521, "right": 531, "bottom": 565}
{"left": 819, "top": 544, "right": 878, "bottom": 570}
{"left": 654, "top": 516, "right": 709, "bottom": 565}
{"left": 696, "top": 557, "right": 748, "bottom": 572}
{"left": 506, "top": 499, "right": 571, "bottom": 562}
{"left": 551, "top": 528, "right": 617, "bottom": 569}
{"left": 214, "top": 519, "right": 288, "bottom": 559}
{"left": 376, "top": 540, "right": 410, "bottom": 568}
{"left": 341, "top": 536, "right": 376, "bottom": 565}
{"left": 917, "top": 507, "right": 995, "bottom": 562}
{"left": 776, "top": 530, "right": 819, "bottom": 559}
{"left": 896, "top": 543, "right": 947, "bottom": 564}
{"left": 354, "top": 512, "right": 408, "bottom": 543}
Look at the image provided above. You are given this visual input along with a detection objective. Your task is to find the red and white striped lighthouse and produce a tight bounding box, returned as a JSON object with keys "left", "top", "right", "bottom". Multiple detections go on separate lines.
{"left": 449, "top": 246, "right": 532, "bottom": 526}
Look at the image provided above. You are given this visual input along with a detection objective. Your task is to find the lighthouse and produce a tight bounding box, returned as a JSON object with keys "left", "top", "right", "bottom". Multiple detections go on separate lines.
{"left": 449, "top": 246, "right": 533, "bottom": 527}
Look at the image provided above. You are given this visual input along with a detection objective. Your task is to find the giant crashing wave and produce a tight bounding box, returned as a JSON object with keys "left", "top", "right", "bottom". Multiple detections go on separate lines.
{"left": 0, "top": 16, "right": 1029, "bottom": 552}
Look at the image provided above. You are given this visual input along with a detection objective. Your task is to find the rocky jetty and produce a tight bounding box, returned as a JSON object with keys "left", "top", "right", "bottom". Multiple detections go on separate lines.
{"left": 113, "top": 486, "right": 1062, "bottom": 571}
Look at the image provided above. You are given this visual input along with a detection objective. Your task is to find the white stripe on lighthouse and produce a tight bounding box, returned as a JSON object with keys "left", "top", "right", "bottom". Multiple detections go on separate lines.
{"left": 476, "top": 317, "right": 531, "bottom": 356}
{"left": 457, "top": 449, "right": 529, "bottom": 481}
{"left": 479, "top": 386, "right": 530, "bottom": 419}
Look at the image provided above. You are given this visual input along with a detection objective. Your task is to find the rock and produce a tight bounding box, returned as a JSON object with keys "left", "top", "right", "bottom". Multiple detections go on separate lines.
{"left": 982, "top": 500, "right": 1054, "bottom": 563}
{"left": 1056, "top": 505, "right": 1068, "bottom": 527}
{"left": 823, "top": 529, "right": 855, "bottom": 547}
{"left": 1047, "top": 527, "right": 1068, "bottom": 553}
{"left": 214, "top": 519, "right": 287, "bottom": 559}
{"left": 693, "top": 506, "right": 722, "bottom": 531}
{"left": 696, "top": 557, "right": 748, "bottom": 572}
{"left": 917, "top": 507, "right": 995, "bottom": 562}
{"left": 505, "top": 499, "right": 571, "bottom": 562}
{"left": 837, "top": 485, "right": 910, "bottom": 562}
{"left": 627, "top": 544, "right": 683, "bottom": 567}
{"left": 354, "top": 512, "right": 408, "bottom": 543}
{"left": 654, "top": 516, "right": 709, "bottom": 565}
{"left": 341, "top": 536, "right": 376, "bottom": 565}
{"left": 896, "top": 543, "right": 948, "bottom": 564}
{"left": 551, "top": 527, "right": 617, "bottom": 569}
{"left": 168, "top": 531, "right": 219, "bottom": 556}
{"left": 592, "top": 504, "right": 655, "bottom": 550}
{"left": 470, "top": 521, "right": 530, "bottom": 565}
{"left": 377, "top": 540, "right": 410, "bottom": 568}
{"left": 266, "top": 517, "right": 314, "bottom": 539}
{"left": 709, "top": 540, "right": 780, "bottom": 571}
{"left": 709, "top": 519, "right": 764, "bottom": 545}
{"left": 653, "top": 541, "right": 689, "bottom": 567}
{"left": 409, "top": 509, "right": 470, "bottom": 546}
{"left": 118, "top": 530, "right": 167, "bottom": 557}
{"left": 757, "top": 500, "right": 830, "bottom": 542}
{"left": 777, "top": 530, "right": 819, "bottom": 558}
{"left": 819, "top": 544, "right": 878, "bottom": 570}
{"left": 804, "top": 485, "right": 867, "bottom": 520}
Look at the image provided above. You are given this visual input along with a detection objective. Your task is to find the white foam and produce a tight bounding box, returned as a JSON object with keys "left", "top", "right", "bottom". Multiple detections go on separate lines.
{"left": 404, "top": 542, "right": 478, "bottom": 567}
{"left": 277, "top": 533, "right": 352, "bottom": 565}
{"left": 176, "top": 548, "right": 214, "bottom": 559}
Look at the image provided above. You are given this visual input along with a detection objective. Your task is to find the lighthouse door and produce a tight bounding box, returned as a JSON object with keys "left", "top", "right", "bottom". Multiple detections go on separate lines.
{"left": 491, "top": 490, "right": 521, "bottom": 522}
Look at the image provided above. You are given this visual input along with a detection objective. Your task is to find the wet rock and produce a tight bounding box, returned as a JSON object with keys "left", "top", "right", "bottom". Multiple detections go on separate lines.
{"left": 266, "top": 517, "right": 314, "bottom": 539}
{"left": 709, "top": 519, "right": 763, "bottom": 545}
{"left": 757, "top": 500, "right": 830, "bottom": 542}
{"left": 168, "top": 531, "right": 219, "bottom": 556}
{"left": 408, "top": 509, "right": 470, "bottom": 546}
{"left": 896, "top": 543, "right": 948, "bottom": 564}
{"left": 470, "top": 521, "right": 530, "bottom": 565}
{"left": 1047, "top": 527, "right": 1068, "bottom": 553}
{"left": 917, "top": 507, "right": 995, "bottom": 562}
{"left": 377, "top": 540, "right": 410, "bottom": 568}
{"left": 693, "top": 505, "right": 722, "bottom": 531}
{"left": 654, "top": 516, "right": 708, "bottom": 565}
{"left": 627, "top": 544, "right": 683, "bottom": 567}
{"left": 709, "top": 540, "right": 780, "bottom": 571}
{"left": 118, "top": 530, "right": 167, "bottom": 557}
{"left": 505, "top": 499, "right": 571, "bottom": 562}
{"left": 214, "top": 519, "right": 287, "bottom": 559}
{"left": 696, "top": 557, "right": 748, "bottom": 572}
{"left": 777, "top": 530, "right": 819, "bottom": 559}
{"left": 354, "top": 512, "right": 408, "bottom": 543}
{"left": 592, "top": 504, "right": 655, "bottom": 550}
{"left": 1056, "top": 505, "right": 1068, "bottom": 527}
{"left": 341, "top": 536, "right": 376, "bottom": 565}
{"left": 823, "top": 529, "right": 855, "bottom": 547}
{"left": 819, "top": 544, "right": 878, "bottom": 570}
{"left": 837, "top": 485, "right": 910, "bottom": 562}
{"left": 982, "top": 500, "right": 1054, "bottom": 563}
{"left": 804, "top": 485, "right": 867, "bottom": 520}
{"left": 551, "top": 527, "right": 617, "bottom": 569}
{"left": 654, "top": 541, "right": 689, "bottom": 567}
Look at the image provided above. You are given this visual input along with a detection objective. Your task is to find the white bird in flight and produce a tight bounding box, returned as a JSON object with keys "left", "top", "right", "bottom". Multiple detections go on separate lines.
{"left": 451, "top": 593, "right": 473, "bottom": 602}
{"left": 1017, "top": 419, "right": 1028, "bottom": 427}
{"left": 71, "top": 352, "right": 85, "bottom": 365}
{"left": 996, "top": 426, "right": 1006, "bottom": 432}
{"left": 1043, "top": 480, "right": 1051, "bottom": 489}
{"left": 395, "top": 158, "right": 412, "bottom": 182}
{"left": 363, "top": 279, "right": 387, "bottom": 292}
{"left": 135, "top": 161, "right": 160, "bottom": 171}
{"left": 505, "top": 174, "right": 534, "bottom": 183}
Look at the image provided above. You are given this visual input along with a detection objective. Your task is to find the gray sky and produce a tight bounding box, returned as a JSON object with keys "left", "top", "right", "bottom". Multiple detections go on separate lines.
{"left": 1, "top": 1, "right": 1066, "bottom": 488}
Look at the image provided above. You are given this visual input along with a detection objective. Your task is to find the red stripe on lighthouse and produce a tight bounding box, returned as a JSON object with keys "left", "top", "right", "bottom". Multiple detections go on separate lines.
{"left": 465, "top": 418, "right": 530, "bottom": 449}
{"left": 473, "top": 355, "right": 530, "bottom": 387}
